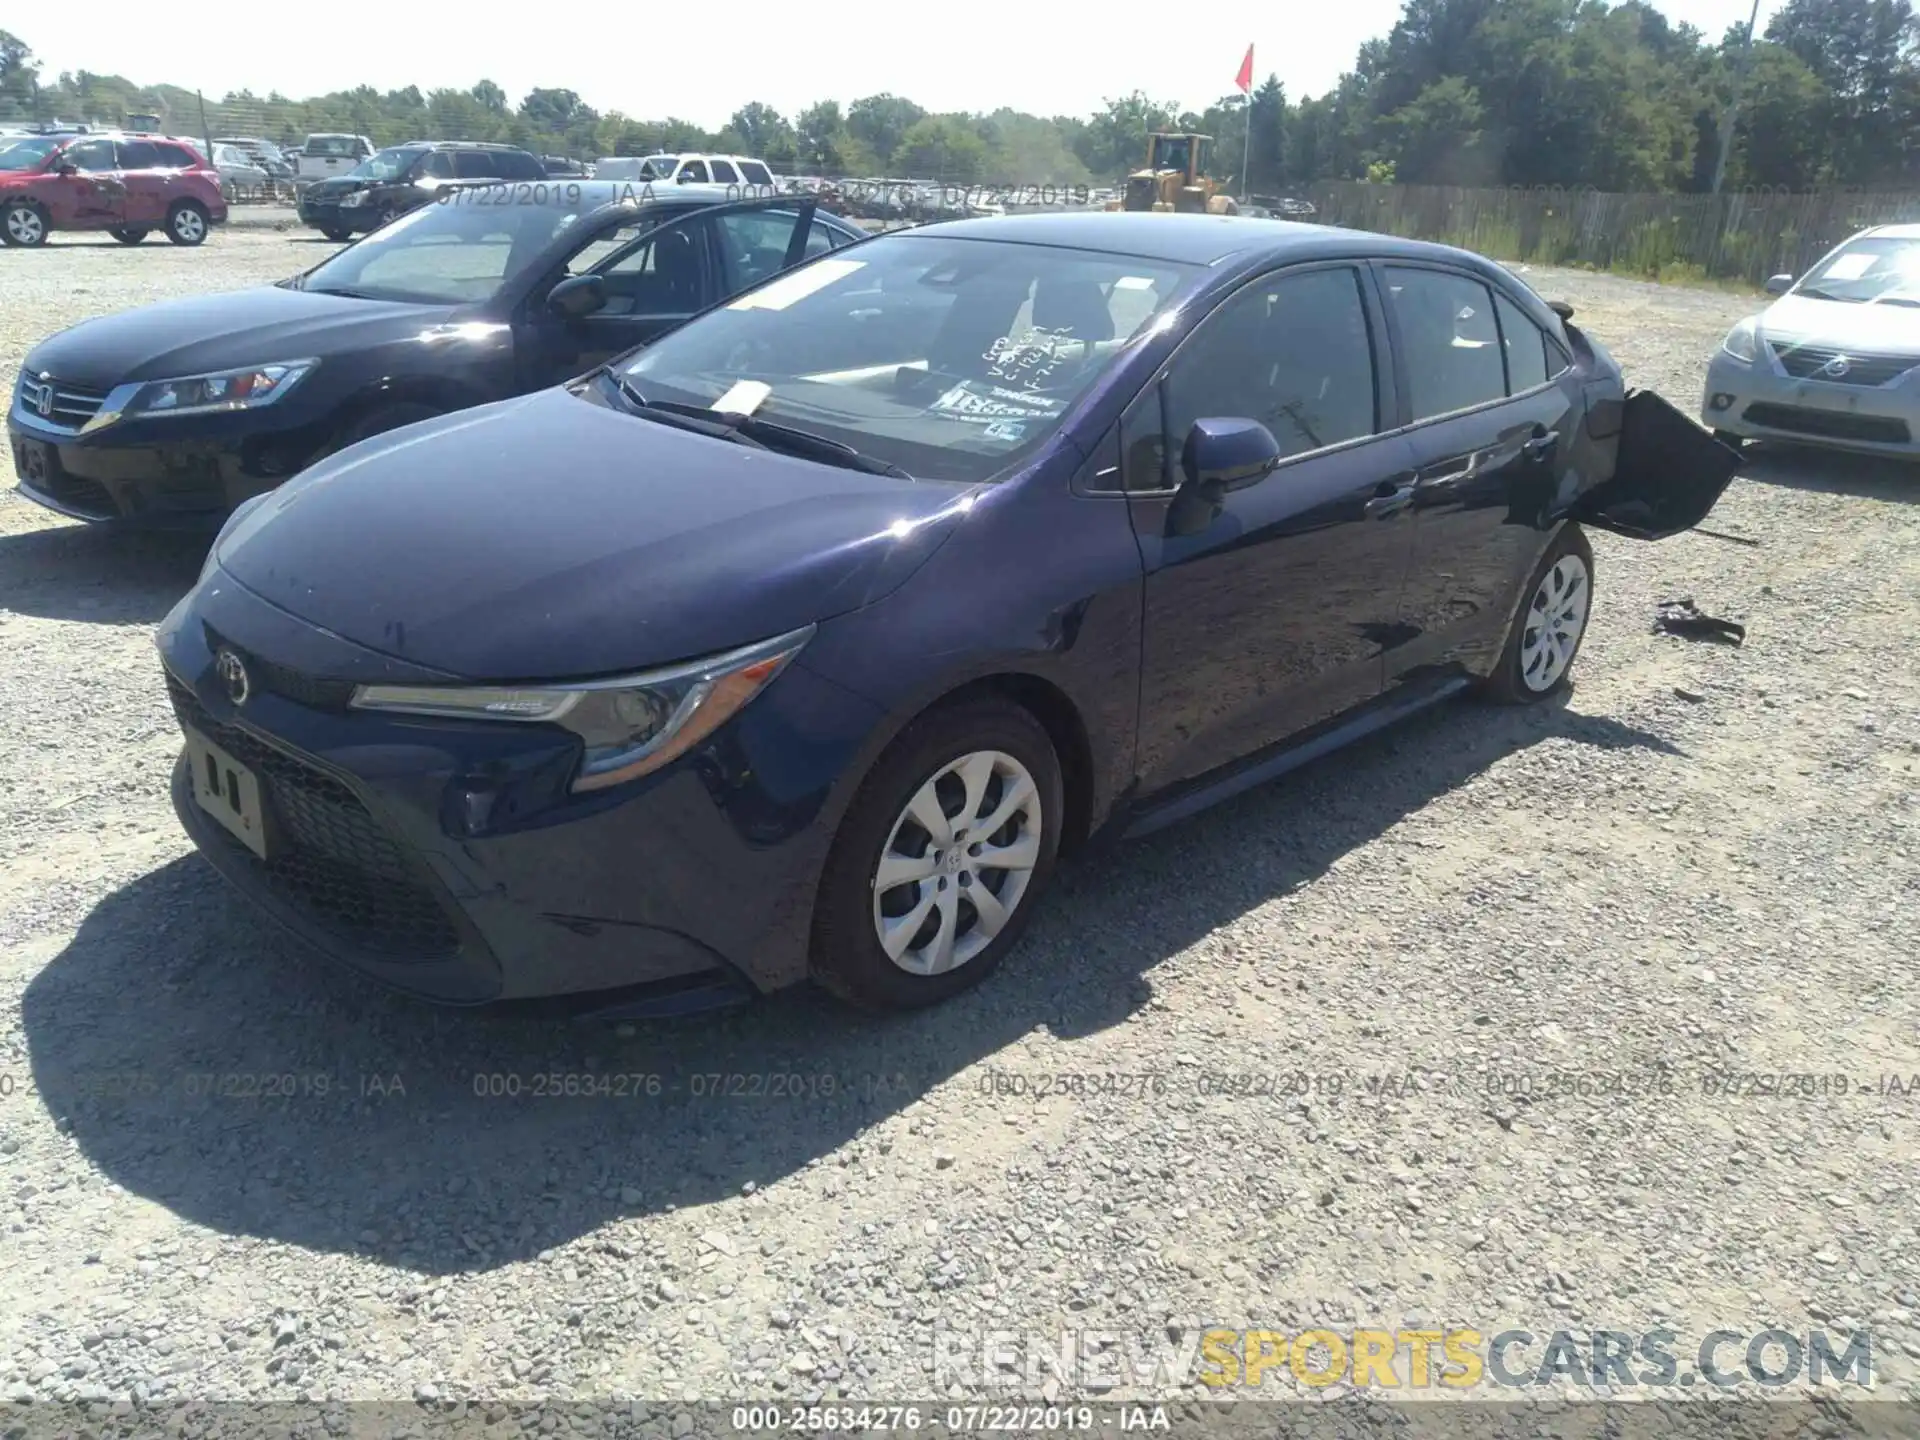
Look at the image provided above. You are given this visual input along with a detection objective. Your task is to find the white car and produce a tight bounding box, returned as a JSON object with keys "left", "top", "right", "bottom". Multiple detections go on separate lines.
{"left": 1703, "top": 223, "right": 1920, "bottom": 459}
{"left": 297, "top": 133, "right": 376, "bottom": 182}
{"left": 593, "top": 152, "right": 775, "bottom": 188}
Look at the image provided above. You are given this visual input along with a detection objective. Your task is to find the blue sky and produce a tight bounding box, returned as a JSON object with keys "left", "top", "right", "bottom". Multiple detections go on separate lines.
{"left": 32, "top": 0, "right": 1786, "bottom": 132}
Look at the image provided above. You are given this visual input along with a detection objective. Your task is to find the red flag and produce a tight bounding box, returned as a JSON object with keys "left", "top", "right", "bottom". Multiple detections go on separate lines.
{"left": 1235, "top": 44, "right": 1254, "bottom": 95}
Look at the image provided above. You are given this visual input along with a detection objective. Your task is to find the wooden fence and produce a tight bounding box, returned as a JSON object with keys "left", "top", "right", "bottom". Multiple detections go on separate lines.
{"left": 1299, "top": 182, "right": 1920, "bottom": 287}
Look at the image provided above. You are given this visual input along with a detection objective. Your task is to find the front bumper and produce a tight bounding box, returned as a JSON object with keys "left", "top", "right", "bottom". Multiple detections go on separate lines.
{"left": 8, "top": 397, "right": 331, "bottom": 527}
{"left": 297, "top": 194, "right": 373, "bottom": 234}
{"left": 155, "top": 577, "right": 884, "bottom": 1006}
{"left": 1703, "top": 347, "right": 1920, "bottom": 459}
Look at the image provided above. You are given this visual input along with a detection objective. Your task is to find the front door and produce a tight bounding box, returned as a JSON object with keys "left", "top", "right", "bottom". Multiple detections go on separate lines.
{"left": 58, "top": 138, "right": 125, "bottom": 227}
{"left": 1377, "top": 263, "right": 1588, "bottom": 682}
{"left": 1124, "top": 262, "right": 1418, "bottom": 795}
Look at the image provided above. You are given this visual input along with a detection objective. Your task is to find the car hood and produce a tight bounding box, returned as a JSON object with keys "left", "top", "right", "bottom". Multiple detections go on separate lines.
{"left": 213, "top": 386, "right": 975, "bottom": 680}
{"left": 1762, "top": 293, "right": 1920, "bottom": 353}
{"left": 22, "top": 285, "right": 453, "bottom": 391}
{"left": 303, "top": 176, "right": 369, "bottom": 199}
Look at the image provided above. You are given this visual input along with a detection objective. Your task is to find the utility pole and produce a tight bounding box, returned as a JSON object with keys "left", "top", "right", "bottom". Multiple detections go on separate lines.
{"left": 1709, "top": 0, "right": 1764, "bottom": 194}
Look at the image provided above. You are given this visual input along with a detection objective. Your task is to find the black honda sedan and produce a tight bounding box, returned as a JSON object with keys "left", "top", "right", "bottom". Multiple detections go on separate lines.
{"left": 156, "top": 213, "right": 1737, "bottom": 1018}
{"left": 8, "top": 184, "right": 862, "bottom": 526}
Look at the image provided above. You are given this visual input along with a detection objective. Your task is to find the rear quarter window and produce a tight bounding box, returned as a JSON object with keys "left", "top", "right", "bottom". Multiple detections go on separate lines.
{"left": 154, "top": 143, "right": 200, "bottom": 168}
{"left": 495, "top": 150, "right": 546, "bottom": 180}
{"left": 739, "top": 161, "right": 773, "bottom": 187}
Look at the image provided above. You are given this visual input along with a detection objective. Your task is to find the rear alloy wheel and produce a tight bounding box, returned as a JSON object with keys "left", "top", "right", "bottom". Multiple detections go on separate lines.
{"left": 1485, "top": 527, "right": 1595, "bottom": 703}
{"left": 812, "top": 698, "right": 1062, "bottom": 1011}
{"left": 3, "top": 202, "right": 49, "bottom": 247}
{"left": 166, "top": 201, "right": 209, "bottom": 246}
{"left": 108, "top": 226, "right": 148, "bottom": 245}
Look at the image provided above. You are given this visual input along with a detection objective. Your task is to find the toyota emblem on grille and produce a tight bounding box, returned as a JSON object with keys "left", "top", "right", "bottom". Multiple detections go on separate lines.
{"left": 1822, "top": 355, "right": 1852, "bottom": 378}
{"left": 214, "top": 649, "right": 251, "bottom": 707}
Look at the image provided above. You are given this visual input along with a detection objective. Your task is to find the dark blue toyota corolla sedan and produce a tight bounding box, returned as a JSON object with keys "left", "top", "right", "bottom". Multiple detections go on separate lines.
{"left": 155, "top": 212, "right": 1737, "bottom": 1016}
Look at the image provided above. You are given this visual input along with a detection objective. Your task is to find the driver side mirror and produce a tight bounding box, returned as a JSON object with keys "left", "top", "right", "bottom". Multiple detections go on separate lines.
{"left": 1764, "top": 273, "right": 1794, "bottom": 295}
{"left": 547, "top": 273, "right": 607, "bottom": 319}
{"left": 1181, "top": 417, "right": 1282, "bottom": 492}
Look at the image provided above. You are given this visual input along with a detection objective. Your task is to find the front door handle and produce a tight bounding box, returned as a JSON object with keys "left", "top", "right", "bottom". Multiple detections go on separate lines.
{"left": 1364, "top": 476, "right": 1415, "bottom": 518}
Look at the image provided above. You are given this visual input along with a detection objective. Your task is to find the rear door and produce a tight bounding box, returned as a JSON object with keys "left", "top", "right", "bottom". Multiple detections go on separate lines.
{"left": 1378, "top": 262, "right": 1586, "bottom": 685}
{"left": 1123, "top": 261, "right": 1419, "bottom": 792}
{"left": 114, "top": 139, "right": 169, "bottom": 225}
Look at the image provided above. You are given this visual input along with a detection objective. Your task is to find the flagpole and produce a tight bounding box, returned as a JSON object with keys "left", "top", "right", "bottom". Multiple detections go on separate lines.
{"left": 1242, "top": 92, "right": 1252, "bottom": 202}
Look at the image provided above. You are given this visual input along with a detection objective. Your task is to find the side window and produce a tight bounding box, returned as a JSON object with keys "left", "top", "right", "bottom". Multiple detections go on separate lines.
{"left": 64, "top": 140, "right": 118, "bottom": 173}
{"left": 805, "top": 219, "right": 848, "bottom": 256}
{"left": 1384, "top": 267, "right": 1505, "bottom": 421}
{"left": 116, "top": 140, "right": 160, "bottom": 171}
{"left": 1162, "top": 266, "right": 1377, "bottom": 463}
{"left": 497, "top": 150, "right": 544, "bottom": 179}
{"left": 715, "top": 209, "right": 803, "bottom": 290}
{"left": 598, "top": 217, "right": 709, "bottom": 314}
{"left": 450, "top": 151, "right": 499, "bottom": 180}
{"left": 677, "top": 160, "right": 710, "bottom": 183}
{"left": 155, "top": 143, "right": 199, "bottom": 168}
{"left": 739, "top": 161, "right": 774, "bottom": 187}
{"left": 1544, "top": 333, "right": 1571, "bottom": 379}
{"left": 1120, "top": 385, "right": 1170, "bottom": 492}
{"left": 1494, "top": 293, "right": 1550, "bottom": 393}
{"left": 709, "top": 159, "right": 740, "bottom": 184}
{"left": 417, "top": 152, "right": 457, "bottom": 180}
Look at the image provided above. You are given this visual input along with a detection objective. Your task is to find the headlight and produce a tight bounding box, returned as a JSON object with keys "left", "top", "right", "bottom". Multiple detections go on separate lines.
{"left": 339, "top": 190, "right": 367, "bottom": 208}
{"left": 349, "top": 626, "right": 815, "bottom": 793}
{"left": 1721, "top": 318, "right": 1760, "bottom": 364}
{"left": 121, "top": 360, "right": 316, "bottom": 419}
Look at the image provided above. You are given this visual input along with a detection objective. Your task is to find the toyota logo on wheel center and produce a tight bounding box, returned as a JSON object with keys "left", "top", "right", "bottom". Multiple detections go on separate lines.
{"left": 214, "top": 649, "right": 251, "bottom": 707}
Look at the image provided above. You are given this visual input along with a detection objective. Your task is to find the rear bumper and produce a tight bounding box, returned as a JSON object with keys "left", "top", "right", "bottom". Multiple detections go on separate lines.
{"left": 1703, "top": 349, "right": 1920, "bottom": 458}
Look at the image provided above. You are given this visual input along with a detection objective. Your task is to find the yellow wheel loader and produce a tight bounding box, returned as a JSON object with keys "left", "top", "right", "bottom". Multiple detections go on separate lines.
{"left": 1106, "top": 133, "right": 1240, "bottom": 215}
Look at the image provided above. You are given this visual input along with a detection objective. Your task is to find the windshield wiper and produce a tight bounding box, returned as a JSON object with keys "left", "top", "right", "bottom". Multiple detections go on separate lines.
{"left": 599, "top": 372, "right": 772, "bottom": 449}
{"left": 602, "top": 374, "right": 912, "bottom": 478}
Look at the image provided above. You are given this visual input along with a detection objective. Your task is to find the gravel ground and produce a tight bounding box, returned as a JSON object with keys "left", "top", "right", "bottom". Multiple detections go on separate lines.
{"left": 0, "top": 227, "right": 1917, "bottom": 1421}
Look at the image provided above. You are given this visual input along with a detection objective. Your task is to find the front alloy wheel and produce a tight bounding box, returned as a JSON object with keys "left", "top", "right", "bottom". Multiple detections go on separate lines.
{"left": 873, "top": 750, "right": 1043, "bottom": 976}
{"left": 4, "top": 203, "right": 48, "bottom": 247}
{"left": 812, "top": 696, "right": 1063, "bottom": 1011}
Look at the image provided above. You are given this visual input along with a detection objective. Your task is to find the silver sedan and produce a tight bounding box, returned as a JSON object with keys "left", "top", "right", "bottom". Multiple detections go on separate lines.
{"left": 1702, "top": 223, "right": 1920, "bottom": 460}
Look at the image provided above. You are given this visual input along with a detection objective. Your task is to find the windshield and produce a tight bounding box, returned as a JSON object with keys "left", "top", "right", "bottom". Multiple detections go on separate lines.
{"left": 1795, "top": 236, "right": 1920, "bottom": 304}
{"left": 299, "top": 185, "right": 604, "bottom": 303}
{"left": 0, "top": 137, "right": 61, "bottom": 171}
{"left": 347, "top": 147, "right": 419, "bottom": 182}
{"left": 305, "top": 135, "right": 363, "bottom": 159}
{"left": 622, "top": 235, "right": 1193, "bottom": 484}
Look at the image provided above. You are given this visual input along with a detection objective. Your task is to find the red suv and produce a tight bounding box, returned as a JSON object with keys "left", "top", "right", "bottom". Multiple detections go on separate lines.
{"left": 0, "top": 133, "right": 229, "bottom": 247}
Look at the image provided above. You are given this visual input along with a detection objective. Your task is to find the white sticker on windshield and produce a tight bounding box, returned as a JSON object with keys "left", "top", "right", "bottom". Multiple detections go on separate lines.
{"left": 728, "top": 258, "right": 866, "bottom": 311}
{"left": 1822, "top": 252, "right": 1877, "bottom": 281}
{"left": 711, "top": 380, "right": 771, "bottom": 416}
{"left": 929, "top": 383, "right": 1064, "bottom": 421}
{"left": 1113, "top": 275, "right": 1155, "bottom": 290}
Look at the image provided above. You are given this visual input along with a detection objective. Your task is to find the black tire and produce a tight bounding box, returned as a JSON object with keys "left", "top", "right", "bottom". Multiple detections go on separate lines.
{"left": 374, "top": 206, "right": 401, "bottom": 230}
{"left": 1482, "top": 525, "right": 1596, "bottom": 705}
{"left": 165, "top": 200, "right": 209, "bottom": 246}
{"left": 811, "top": 696, "right": 1064, "bottom": 1012}
{"left": 108, "top": 227, "right": 148, "bottom": 245}
{"left": 319, "top": 226, "right": 353, "bottom": 243}
{"left": 3, "top": 201, "right": 50, "bottom": 247}
{"left": 332, "top": 401, "right": 444, "bottom": 453}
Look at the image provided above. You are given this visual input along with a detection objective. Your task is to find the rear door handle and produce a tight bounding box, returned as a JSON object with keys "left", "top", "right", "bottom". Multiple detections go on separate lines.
{"left": 1364, "top": 475, "right": 1416, "bottom": 518}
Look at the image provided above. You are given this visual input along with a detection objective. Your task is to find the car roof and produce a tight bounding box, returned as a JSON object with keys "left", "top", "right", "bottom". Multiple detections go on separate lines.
{"left": 891, "top": 211, "right": 1481, "bottom": 268}
{"left": 1864, "top": 222, "right": 1920, "bottom": 240}
{"left": 470, "top": 179, "right": 856, "bottom": 219}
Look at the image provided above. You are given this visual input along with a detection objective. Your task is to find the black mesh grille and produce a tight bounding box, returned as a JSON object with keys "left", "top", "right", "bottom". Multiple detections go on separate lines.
{"left": 1741, "top": 403, "right": 1909, "bottom": 444}
{"left": 1770, "top": 343, "right": 1917, "bottom": 387}
{"left": 43, "top": 472, "right": 118, "bottom": 518}
{"left": 202, "top": 629, "right": 357, "bottom": 710}
{"left": 167, "top": 675, "right": 461, "bottom": 959}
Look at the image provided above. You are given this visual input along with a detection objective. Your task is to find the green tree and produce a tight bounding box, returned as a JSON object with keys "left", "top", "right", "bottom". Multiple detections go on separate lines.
{"left": 897, "top": 116, "right": 987, "bottom": 181}
{"left": 846, "top": 93, "right": 926, "bottom": 169}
